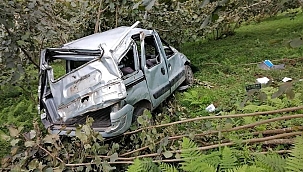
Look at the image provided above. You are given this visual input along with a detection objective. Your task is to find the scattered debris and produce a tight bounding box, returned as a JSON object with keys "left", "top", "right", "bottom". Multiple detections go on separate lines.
{"left": 195, "top": 79, "right": 215, "bottom": 89}
{"left": 205, "top": 104, "right": 216, "bottom": 112}
{"left": 245, "top": 83, "right": 262, "bottom": 92}
{"left": 282, "top": 77, "right": 292, "bottom": 82}
{"left": 264, "top": 60, "right": 274, "bottom": 68}
{"left": 258, "top": 60, "right": 285, "bottom": 70}
{"left": 256, "top": 77, "right": 270, "bottom": 84}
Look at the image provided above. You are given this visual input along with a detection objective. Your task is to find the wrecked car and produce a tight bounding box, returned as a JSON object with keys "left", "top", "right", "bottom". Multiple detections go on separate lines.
{"left": 38, "top": 21, "right": 194, "bottom": 137}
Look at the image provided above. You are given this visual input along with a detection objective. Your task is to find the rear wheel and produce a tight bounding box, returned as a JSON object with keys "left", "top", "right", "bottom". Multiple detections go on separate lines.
{"left": 184, "top": 65, "right": 194, "bottom": 85}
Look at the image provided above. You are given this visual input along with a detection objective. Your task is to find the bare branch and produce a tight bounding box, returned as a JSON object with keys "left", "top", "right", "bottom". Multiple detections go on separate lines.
{"left": 126, "top": 131, "right": 302, "bottom": 160}
{"left": 3, "top": 26, "right": 39, "bottom": 69}
{"left": 37, "top": 144, "right": 64, "bottom": 164}
{"left": 122, "top": 119, "right": 303, "bottom": 157}
{"left": 124, "top": 106, "right": 303, "bottom": 135}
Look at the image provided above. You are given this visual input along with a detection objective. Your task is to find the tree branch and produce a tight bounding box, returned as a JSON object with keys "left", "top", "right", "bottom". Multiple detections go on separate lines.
{"left": 121, "top": 117, "right": 303, "bottom": 157}
{"left": 124, "top": 106, "right": 303, "bottom": 135}
{"left": 127, "top": 131, "right": 302, "bottom": 160}
{"left": 3, "top": 26, "right": 39, "bottom": 68}
{"left": 94, "top": 0, "right": 109, "bottom": 33}
{"left": 37, "top": 144, "right": 64, "bottom": 164}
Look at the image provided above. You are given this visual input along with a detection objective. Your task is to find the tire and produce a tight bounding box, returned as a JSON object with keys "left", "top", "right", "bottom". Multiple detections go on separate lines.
{"left": 132, "top": 106, "right": 148, "bottom": 124}
{"left": 184, "top": 65, "right": 194, "bottom": 85}
{"left": 132, "top": 106, "right": 155, "bottom": 126}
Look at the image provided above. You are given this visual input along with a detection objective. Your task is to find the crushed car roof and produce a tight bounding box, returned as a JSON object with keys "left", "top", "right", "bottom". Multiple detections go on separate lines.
{"left": 61, "top": 26, "right": 152, "bottom": 61}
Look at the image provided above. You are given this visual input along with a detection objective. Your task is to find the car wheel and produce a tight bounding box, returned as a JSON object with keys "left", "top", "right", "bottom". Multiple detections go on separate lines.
{"left": 132, "top": 106, "right": 148, "bottom": 123}
{"left": 132, "top": 106, "right": 154, "bottom": 126}
{"left": 184, "top": 65, "right": 194, "bottom": 85}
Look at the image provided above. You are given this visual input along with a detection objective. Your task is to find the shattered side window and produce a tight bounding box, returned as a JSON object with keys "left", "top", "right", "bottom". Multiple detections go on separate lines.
{"left": 70, "top": 61, "right": 87, "bottom": 71}
{"left": 118, "top": 48, "right": 136, "bottom": 76}
{"left": 144, "top": 35, "right": 161, "bottom": 69}
{"left": 160, "top": 38, "right": 175, "bottom": 59}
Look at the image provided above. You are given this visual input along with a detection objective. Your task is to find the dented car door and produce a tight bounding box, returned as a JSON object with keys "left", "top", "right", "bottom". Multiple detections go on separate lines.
{"left": 140, "top": 33, "right": 170, "bottom": 108}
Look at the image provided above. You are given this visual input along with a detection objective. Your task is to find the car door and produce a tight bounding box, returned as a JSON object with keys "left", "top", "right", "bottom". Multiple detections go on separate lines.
{"left": 154, "top": 31, "right": 185, "bottom": 92}
{"left": 140, "top": 33, "right": 170, "bottom": 108}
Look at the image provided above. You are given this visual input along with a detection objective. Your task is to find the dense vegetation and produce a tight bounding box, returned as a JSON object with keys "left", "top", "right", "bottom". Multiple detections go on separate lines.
{"left": 1, "top": 0, "right": 303, "bottom": 171}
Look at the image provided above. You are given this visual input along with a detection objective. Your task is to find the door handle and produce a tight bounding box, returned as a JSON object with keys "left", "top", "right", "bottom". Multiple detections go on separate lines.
{"left": 168, "top": 64, "right": 171, "bottom": 70}
{"left": 161, "top": 67, "right": 165, "bottom": 75}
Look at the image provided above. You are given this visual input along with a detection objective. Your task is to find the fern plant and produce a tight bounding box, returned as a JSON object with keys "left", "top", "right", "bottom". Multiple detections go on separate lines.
{"left": 285, "top": 135, "right": 303, "bottom": 172}
{"left": 127, "top": 158, "right": 159, "bottom": 172}
{"left": 180, "top": 137, "right": 217, "bottom": 172}
{"left": 127, "top": 159, "right": 144, "bottom": 172}
{"left": 255, "top": 153, "right": 286, "bottom": 172}
{"left": 227, "top": 165, "right": 265, "bottom": 172}
{"left": 219, "top": 147, "right": 237, "bottom": 171}
{"left": 159, "top": 162, "right": 179, "bottom": 172}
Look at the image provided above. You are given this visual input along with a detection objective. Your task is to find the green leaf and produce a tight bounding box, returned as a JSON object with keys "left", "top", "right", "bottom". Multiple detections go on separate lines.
{"left": 163, "top": 136, "right": 169, "bottom": 146}
{"left": 8, "top": 126, "right": 19, "bottom": 137}
{"left": 95, "top": 156, "right": 102, "bottom": 166}
{"left": 28, "top": 159, "right": 39, "bottom": 170}
{"left": 212, "top": 14, "right": 219, "bottom": 22}
{"left": 109, "top": 2, "right": 115, "bottom": 10}
{"left": 43, "top": 134, "right": 59, "bottom": 144}
{"left": 1, "top": 133, "right": 10, "bottom": 141}
{"left": 16, "top": 40, "right": 25, "bottom": 46}
{"left": 11, "top": 146, "right": 19, "bottom": 156}
{"left": 70, "top": 1, "right": 77, "bottom": 7}
{"left": 137, "top": 116, "right": 144, "bottom": 124}
{"left": 45, "top": 167, "right": 54, "bottom": 172}
{"left": 10, "top": 139, "right": 20, "bottom": 146}
{"left": 25, "top": 141, "right": 36, "bottom": 147}
{"left": 21, "top": 32, "right": 30, "bottom": 40}
{"left": 110, "top": 153, "right": 118, "bottom": 162}
{"left": 29, "top": 130, "right": 36, "bottom": 139}
{"left": 163, "top": 151, "right": 173, "bottom": 158}
{"left": 144, "top": 0, "right": 156, "bottom": 10}
{"left": 97, "top": 134, "right": 104, "bottom": 142}
{"left": 84, "top": 144, "right": 91, "bottom": 149}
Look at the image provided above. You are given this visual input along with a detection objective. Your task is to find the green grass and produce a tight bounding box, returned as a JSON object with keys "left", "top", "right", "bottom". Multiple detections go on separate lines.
{"left": 179, "top": 13, "right": 303, "bottom": 114}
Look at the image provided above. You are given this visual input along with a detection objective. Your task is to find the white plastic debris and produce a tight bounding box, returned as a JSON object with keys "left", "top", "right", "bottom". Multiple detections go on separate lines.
{"left": 282, "top": 77, "right": 292, "bottom": 82}
{"left": 206, "top": 104, "right": 216, "bottom": 112}
{"left": 256, "top": 77, "right": 270, "bottom": 84}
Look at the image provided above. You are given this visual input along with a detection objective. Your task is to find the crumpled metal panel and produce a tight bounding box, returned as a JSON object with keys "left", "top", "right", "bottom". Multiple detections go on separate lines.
{"left": 47, "top": 58, "right": 127, "bottom": 122}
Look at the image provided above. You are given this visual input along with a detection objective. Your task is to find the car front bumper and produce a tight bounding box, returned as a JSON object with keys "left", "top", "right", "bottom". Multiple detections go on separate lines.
{"left": 41, "top": 104, "right": 134, "bottom": 138}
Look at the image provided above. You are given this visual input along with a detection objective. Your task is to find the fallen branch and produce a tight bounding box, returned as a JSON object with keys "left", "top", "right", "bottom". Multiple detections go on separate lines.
{"left": 240, "top": 126, "right": 303, "bottom": 137}
{"left": 66, "top": 149, "right": 293, "bottom": 166}
{"left": 262, "top": 139, "right": 294, "bottom": 145}
{"left": 121, "top": 114, "right": 303, "bottom": 157}
{"left": 129, "top": 131, "right": 302, "bottom": 159}
{"left": 65, "top": 134, "right": 298, "bottom": 167}
{"left": 124, "top": 106, "right": 303, "bottom": 136}
{"left": 251, "top": 150, "right": 291, "bottom": 155}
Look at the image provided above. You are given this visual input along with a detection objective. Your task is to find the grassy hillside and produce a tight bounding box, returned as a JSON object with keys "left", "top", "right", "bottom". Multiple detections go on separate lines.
{"left": 178, "top": 13, "right": 303, "bottom": 116}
